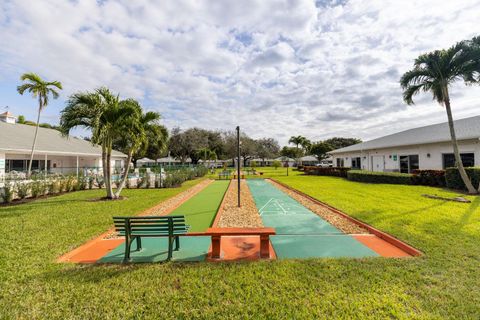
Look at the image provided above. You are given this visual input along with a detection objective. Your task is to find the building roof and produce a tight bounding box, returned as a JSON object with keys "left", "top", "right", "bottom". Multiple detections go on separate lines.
{"left": 330, "top": 115, "right": 480, "bottom": 154}
{"left": 0, "top": 121, "right": 126, "bottom": 157}
{"left": 300, "top": 155, "right": 318, "bottom": 161}
{"left": 0, "top": 111, "right": 16, "bottom": 118}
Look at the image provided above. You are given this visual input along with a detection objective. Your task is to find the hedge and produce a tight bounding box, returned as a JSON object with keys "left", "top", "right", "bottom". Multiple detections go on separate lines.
{"left": 411, "top": 169, "right": 446, "bottom": 187}
{"left": 445, "top": 167, "right": 480, "bottom": 190}
{"left": 347, "top": 170, "right": 412, "bottom": 185}
{"left": 304, "top": 166, "right": 351, "bottom": 178}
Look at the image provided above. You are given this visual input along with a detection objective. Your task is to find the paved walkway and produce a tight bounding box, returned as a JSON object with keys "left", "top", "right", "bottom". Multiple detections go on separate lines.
{"left": 247, "top": 179, "right": 378, "bottom": 259}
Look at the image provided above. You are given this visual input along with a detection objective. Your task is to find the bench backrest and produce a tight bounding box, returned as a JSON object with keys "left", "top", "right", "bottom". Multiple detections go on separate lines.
{"left": 113, "top": 215, "right": 189, "bottom": 236}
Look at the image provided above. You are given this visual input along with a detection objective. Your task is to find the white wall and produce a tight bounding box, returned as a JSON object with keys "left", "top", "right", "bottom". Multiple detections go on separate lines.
{"left": 0, "top": 152, "right": 5, "bottom": 177}
{"left": 4, "top": 153, "right": 124, "bottom": 174}
{"left": 331, "top": 139, "right": 480, "bottom": 172}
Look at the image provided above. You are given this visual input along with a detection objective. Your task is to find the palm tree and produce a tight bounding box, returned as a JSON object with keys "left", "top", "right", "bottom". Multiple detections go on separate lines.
{"left": 288, "top": 135, "right": 307, "bottom": 166}
{"left": 60, "top": 87, "right": 135, "bottom": 199}
{"left": 114, "top": 100, "right": 162, "bottom": 198}
{"left": 400, "top": 43, "right": 480, "bottom": 194}
{"left": 17, "top": 73, "right": 62, "bottom": 177}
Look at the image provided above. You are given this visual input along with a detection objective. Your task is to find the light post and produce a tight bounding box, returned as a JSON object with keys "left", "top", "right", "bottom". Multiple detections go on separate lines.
{"left": 236, "top": 126, "right": 241, "bottom": 207}
{"left": 282, "top": 156, "right": 289, "bottom": 176}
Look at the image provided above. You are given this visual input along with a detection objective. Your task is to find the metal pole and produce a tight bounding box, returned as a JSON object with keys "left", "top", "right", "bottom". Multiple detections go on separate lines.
{"left": 236, "top": 126, "right": 241, "bottom": 207}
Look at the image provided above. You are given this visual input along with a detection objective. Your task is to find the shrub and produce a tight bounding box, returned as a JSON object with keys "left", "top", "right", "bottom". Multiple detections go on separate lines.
{"left": 48, "top": 180, "right": 60, "bottom": 194}
{"left": 272, "top": 160, "right": 281, "bottom": 169}
{"left": 1, "top": 183, "right": 15, "bottom": 203}
{"left": 194, "top": 166, "right": 208, "bottom": 177}
{"left": 164, "top": 172, "right": 184, "bottom": 188}
{"left": 445, "top": 167, "right": 480, "bottom": 190}
{"left": 96, "top": 177, "right": 105, "bottom": 189}
{"left": 88, "top": 177, "right": 95, "bottom": 190}
{"left": 16, "top": 182, "right": 30, "bottom": 199}
{"left": 137, "top": 176, "right": 146, "bottom": 189}
{"left": 65, "top": 176, "right": 75, "bottom": 192}
{"left": 304, "top": 166, "right": 351, "bottom": 178}
{"left": 75, "top": 177, "right": 88, "bottom": 191}
{"left": 347, "top": 170, "right": 412, "bottom": 185}
{"left": 411, "top": 170, "right": 446, "bottom": 187}
{"left": 30, "top": 181, "right": 44, "bottom": 198}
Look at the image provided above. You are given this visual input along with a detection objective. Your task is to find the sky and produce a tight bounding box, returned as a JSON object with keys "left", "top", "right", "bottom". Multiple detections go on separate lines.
{"left": 1, "top": 0, "right": 479, "bottom": 146}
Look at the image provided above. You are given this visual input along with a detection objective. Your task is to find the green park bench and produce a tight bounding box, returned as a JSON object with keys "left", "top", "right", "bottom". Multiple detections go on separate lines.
{"left": 113, "top": 216, "right": 190, "bottom": 262}
{"left": 218, "top": 171, "right": 231, "bottom": 180}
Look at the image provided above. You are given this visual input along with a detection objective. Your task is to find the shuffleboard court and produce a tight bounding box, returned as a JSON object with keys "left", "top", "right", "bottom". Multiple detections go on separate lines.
{"left": 168, "top": 180, "right": 230, "bottom": 232}
{"left": 247, "top": 179, "right": 378, "bottom": 259}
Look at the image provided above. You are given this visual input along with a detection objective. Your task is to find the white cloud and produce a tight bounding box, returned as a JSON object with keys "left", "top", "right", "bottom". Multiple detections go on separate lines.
{"left": 1, "top": 0, "right": 480, "bottom": 145}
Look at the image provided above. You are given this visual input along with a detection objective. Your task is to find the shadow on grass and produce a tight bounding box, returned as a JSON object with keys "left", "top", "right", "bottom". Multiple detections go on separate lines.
{"left": 457, "top": 196, "right": 480, "bottom": 230}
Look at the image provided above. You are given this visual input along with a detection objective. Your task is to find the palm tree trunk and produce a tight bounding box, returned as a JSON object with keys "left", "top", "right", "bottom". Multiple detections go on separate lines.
{"left": 101, "top": 145, "right": 108, "bottom": 191}
{"left": 444, "top": 96, "right": 477, "bottom": 194}
{"left": 114, "top": 149, "right": 133, "bottom": 198}
{"left": 105, "top": 146, "right": 114, "bottom": 199}
{"left": 27, "top": 99, "right": 42, "bottom": 178}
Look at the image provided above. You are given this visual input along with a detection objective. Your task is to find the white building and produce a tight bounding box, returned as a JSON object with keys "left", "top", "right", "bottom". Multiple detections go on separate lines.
{"left": 0, "top": 118, "right": 127, "bottom": 178}
{"left": 329, "top": 116, "right": 480, "bottom": 173}
{"left": 0, "top": 111, "right": 17, "bottom": 124}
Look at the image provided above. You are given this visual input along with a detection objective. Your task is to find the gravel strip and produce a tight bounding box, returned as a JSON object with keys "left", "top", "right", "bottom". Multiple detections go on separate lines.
{"left": 217, "top": 180, "right": 264, "bottom": 228}
{"left": 104, "top": 179, "right": 213, "bottom": 239}
{"left": 268, "top": 179, "right": 369, "bottom": 234}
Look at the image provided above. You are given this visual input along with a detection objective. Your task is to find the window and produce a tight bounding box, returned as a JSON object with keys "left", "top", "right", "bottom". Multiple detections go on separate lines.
{"left": 351, "top": 157, "right": 361, "bottom": 169}
{"left": 336, "top": 158, "right": 344, "bottom": 167}
{"left": 443, "top": 153, "right": 475, "bottom": 169}
{"left": 399, "top": 155, "right": 419, "bottom": 173}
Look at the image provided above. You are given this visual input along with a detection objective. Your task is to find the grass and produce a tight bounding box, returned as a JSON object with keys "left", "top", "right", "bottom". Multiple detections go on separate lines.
{"left": 206, "top": 166, "right": 302, "bottom": 179}
{"left": 1, "top": 175, "right": 479, "bottom": 318}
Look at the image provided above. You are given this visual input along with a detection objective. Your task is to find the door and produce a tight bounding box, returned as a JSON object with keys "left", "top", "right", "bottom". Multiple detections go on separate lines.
{"left": 371, "top": 156, "right": 384, "bottom": 172}
{"left": 400, "top": 155, "right": 409, "bottom": 173}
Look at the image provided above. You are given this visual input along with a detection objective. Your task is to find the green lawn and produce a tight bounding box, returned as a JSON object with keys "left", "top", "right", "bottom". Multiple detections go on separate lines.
{"left": 1, "top": 175, "right": 479, "bottom": 318}
{"left": 207, "top": 166, "right": 302, "bottom": 179}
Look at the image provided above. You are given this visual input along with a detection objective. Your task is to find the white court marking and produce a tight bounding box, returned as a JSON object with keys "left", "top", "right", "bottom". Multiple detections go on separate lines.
{"left": 258, "top": 198, "right": 309, "bottom": 216}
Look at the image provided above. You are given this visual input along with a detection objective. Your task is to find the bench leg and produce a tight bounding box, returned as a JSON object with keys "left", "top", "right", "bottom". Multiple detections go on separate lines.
{"left": 211, "top": 235, "right": 221, "bottom": 259}
{"left": 260, "top": 235, "right": 270, "bottom": 259}
{"left": 136, "top": 237, "right": 142, "bottom": 251}
{"left": 167, "top": 236, "right": 174, "bottom": 261}
{"left": 175, "top": 236, "right": 180, "bottom": 251}
{"left": 123, "top": 236, "right": 132, "bottom": 263}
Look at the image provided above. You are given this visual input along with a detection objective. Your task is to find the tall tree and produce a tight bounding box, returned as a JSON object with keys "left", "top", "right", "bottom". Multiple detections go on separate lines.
{"left": 288, "top": 135, "right": 308, "bottom": 165}
{"left": 310, "top": 142, "right": 333, "bottom": 161}
{"left": 60, "top": 87, "right": 134, "bottom": 199}
{"left": 288, "top": 135, "right": 306, "bottom": 155}
{"left": 400, "top": 42, "right": 480, "bottom": 194}
{"left": 17, "top": 73, "right": 62, "bottom": 177}
{"left": 256, "top": 138, "right": 280, "bottom": 165}
{"left": 280, "top": 146, "right": 297, "bottom": 159}
{"left": 323, "top": 137, "right": 362, "bottom": 150}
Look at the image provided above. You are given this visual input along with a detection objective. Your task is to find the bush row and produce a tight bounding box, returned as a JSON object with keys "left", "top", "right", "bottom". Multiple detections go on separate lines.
{"left": 304, "top": 166, "right": 351, "bottom": 178}
{"left": 0, "top": 166, "right": 208, "bottom": 204}
{"left": 411, "top": 169, "right": 446, "bottom": 187}
{"left": 0, "top": 176, "right": 95, "bottom": 203}
{"left": 346, "top": 170, "right": 412, "bottom": 184}
{"left": 445, "top": 167, "right": 480, "bottom": 190}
